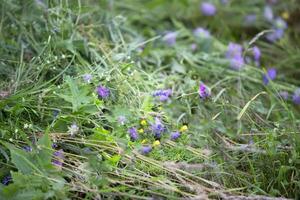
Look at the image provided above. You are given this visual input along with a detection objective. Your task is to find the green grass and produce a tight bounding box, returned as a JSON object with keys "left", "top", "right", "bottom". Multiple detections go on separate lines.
{"left": 0, "top": 0, "right": 300, "bottom": 199}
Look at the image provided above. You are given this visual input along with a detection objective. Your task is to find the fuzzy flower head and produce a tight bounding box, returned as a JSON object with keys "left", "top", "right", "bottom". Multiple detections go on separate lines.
{"left": 200, "top": 2, "right": 217, "bottom": 16}
{"left": 199, "top": 83, "right": 210, "bottom": 99}
{"left": 128, "top": 127, "right": 138, "bottom": 141}
{"left": 52, "top": 149, "right": 64, "bottom": 167}
{"left": 163, "top": 32, "right": 177, "bottom": 46}
{"left": 170, "top": 131, "right": 181, "bottom": 141}
{"left": 292, "top": 88, "right": 300, "bottom": 105}
{"left": 151, "top": 118, "right": 165, "bottom": 139}
{"left": 153, "top": 89, "right": 172, "bottom": 102}
{"left": 96, "top": 85, "right": 110, "bottom": 99}
{"left": 140, "top": 145, "right": 152, "bottom": 155}
{"left": 263, "top": 68, "right": 277, "bottom": 85}
{"left": 193, "top": 27, "right": 210, "bottom": 38}
{"left": 83, "top": 74, "right": 92, "bottom": 83}
{"left": 68, "top": 123, "right": 79, "bottom": 136}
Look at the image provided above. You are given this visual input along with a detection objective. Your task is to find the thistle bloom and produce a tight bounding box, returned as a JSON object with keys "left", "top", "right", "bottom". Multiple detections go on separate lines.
{"left": 52, "top": 149, "right": 64, "bottom": 167}
{"left": 170, "top": 131, "right": 180, "bottom": 140}
{"left": 193, "top": 27, "right": 210, "bottom": 38}
{"left": 153, "top": 89, "right": 172, "bottom": 102}
{"left": 83, "top": 74, "right": 92, "bottom": 83}
{"left": 151, "top": 118, "right": 165, "bottom": 139}
{"left": 199, "top": 83, "right": 210, "bottom": 99}
{"left": 163, "top": 32, "right": 177, "bottom": 46}
{"left": 200, "top": 2, "right": 216, "bottom": 16}
{"left": 128, "top": 127, "right": 138, "bottom": 141}
{"left": 274, "top": 17, "right": 287, "bottom": 30}
{"left": 292, "top": 88, "right": 300, "bottom": 105}
{"left": 96, "top": 85, "right": 110, "bottom": 99}
{"left": 279, "top": 91, "right": 289, "bottom": 100}
{"left": 140, "top": 145, "right": 152, "bottom": 155}
{"left": 263, "top": 68, "right": 277, "bottom": 85}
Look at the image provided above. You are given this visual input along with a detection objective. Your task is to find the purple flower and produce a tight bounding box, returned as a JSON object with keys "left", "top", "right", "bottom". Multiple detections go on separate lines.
{"left": 292, "top": 88, "right": 300, "bottom": 105}
{"left": 52, "top": 143, "right": 58, "bottom": 149}
{"left": 279, "top": 91, "right": 289, "bottom": 100}
{"left": 140, "top": 146, "right": 152, "bottom": 155}
{"left": 52, "top": 149, "right": 64, "bottom": 167}
{"left": 191, "top": 43, "right": 197, "bottom": 51}
{"left": 244, "top": 14, "right": 256, "bottom": 25}
{"left": 200, "top": 2, "right": 217, "bottom": 16}
{"left": 128, "top": 127, "right": 138, "bottom": 141}
{"left": 170, "top": 131, "right": 181, "bottom": 140}
{"left": 117, "top": 115, "right": 126, "bottom": 125}
{"left": 153, "top": 89, "right": 172, "bottom": 102}
{"left": 23, "top": 146, "right": 32, "bottom": 152}
{"left": 274, "top": 17, "right": 287, "bottom": 30}
{"left": 264, "top": 6, "right": 273, "bottom": 21}
{"left": 97, "top": 85, "right": 110, "bottom": 99}
{"left": 226, "top": 43, "right": 244, "bottom": 70}
{"left": 163, "top": 32, "right": 177, "bottom": 46}
{"left": 2, "top": 175, "right": 12, "bottom": 186}
{"left": 151, "top": 118, "right": 165, "bottom": 139}
{"left": 252, "top": 46, "right": 261, "bottom": 62}
{"left": 266, "top": 29, "right": 284, "bottom": 42}
{"left": 230, "top": 56, "right": 245, "bottom": 70}
{"left": 83, "top": 74, "right": 92, "bottom": 83}
{"left": 199, "top": 83, "right": 210, "bottom": 99}
{"left": 193, "top": 27, "right": 210, "bottom": 38}
{"left": 263, "top": 68, "right": 277, "bottom": 85}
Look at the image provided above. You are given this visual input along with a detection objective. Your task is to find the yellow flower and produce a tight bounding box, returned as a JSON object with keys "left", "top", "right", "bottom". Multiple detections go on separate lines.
{"left": 138, "top": 128, "right": 144, "bottom": 133}
{"left": 281, "top": 11, "right": 289, "bottom": 20}
{"left": 179, "top": 125, "right": 188, "bottom": 132}
{"left": 140, "top": 119, "right": 147, "bottom": 126}
{"left": 152, "top": 140, "right": 160, "bottom": 147}
{"left": 141, "top": 139, "right": 148, "bottom": 144}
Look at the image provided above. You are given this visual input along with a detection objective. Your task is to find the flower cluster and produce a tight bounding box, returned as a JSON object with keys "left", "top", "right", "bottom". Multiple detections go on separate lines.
{"left": 153, "top": 89, "right": 172, "bottom": 102}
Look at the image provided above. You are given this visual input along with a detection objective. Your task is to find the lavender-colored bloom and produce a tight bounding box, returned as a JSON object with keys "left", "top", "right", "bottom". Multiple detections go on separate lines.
{"left": 52, "top": 149, "right": 64, "bottom": 167}
{"left": 153, "top": 89, "right": 172, "bottom": 102}
{"left": 266, "top": 29, "right": 284, "bottom": 42}
{"left": 292, "top": 88, "right": 300, "bottom": 105}
{"left": 252, "top": 46, "right": 261, "bottom": 62}
{"left": 117, "top": 115, "right": 126, "bottom": 125}
{"left": 279, "top": 91, "right": 289, "bottom": 100}
{"left": 191, "top": 43, "right": 197, "bottom": 51}
{"left": 2, "top": 175, "right": 12, "bottom": 185}
{"left": 199, "top": 83, "right": 210, "bottom": 99}
{"left": 83, "top": 74, "right": 92, "bottom": 83}
{"left": 128, "top": 127, "right": 138, "bottom": 141}
{"left": 52, "top": 143, "right": 58, "bottom": 149}
{"left": 163, "top": 32, "right": 177, "bottom": 46}
{"left": 151, "top": 118, "right": 165, "bottom": 139}
{"left": 97, "top": 85, "right": 110, "bottom": 99}
{"left": 170, "top": 131, "right": 181, "bottom": 140}
{"left": 226, "top": 43, "right": 243, "bottom": 59}
{"left": 244, "top": 14, "right": 256, "bottom": 25}
{"left": 263, "top": 68, "right": 277, "bottom": 85}
{"left": 230, "top": 56, "right": 245, "bottom": 70}
{"left": 274, "top": 17, "right": 287, "bottom": 30}
{"left": 200, "top": 2, "right": 217, "bottom": 16}
{"left": 23, "top": 146, "right": 32, "bottom": 152}
{"left": 193, "top": 27, "right": 210, "bottom": 38}
{"left": 264, "top": 6, "right": 273, "bottom": 21}
{"left": 140, "top": 146, "right": 152, "bottom": 155}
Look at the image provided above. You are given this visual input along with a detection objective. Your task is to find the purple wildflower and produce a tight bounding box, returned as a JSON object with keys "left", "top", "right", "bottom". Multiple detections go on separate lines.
{"left": 266, "top": 29, "right": 284, "bottom": 42}
{"left": 200, "top": 2, "right": 217, "bottom": 16}
{"left": 2, "top": 175, "right": 12, "bottom": 186}
{"left": 52, "top": 149, "right": 64, "bottom": 167}
{"left": 140, "top": 145, "right": 152, "bottom": 155}
{"left": 199, "top": 83, "right": 210, "bottom": 99}
{"left": 97, "top": 85, "right": 110, "bottom": 99}
{"left": 274, "top": 17, "right": 287, "bottom": 30}
{"left": 193, "top": 27, "right": 210, "bottom": 38}
{"left": 226, "top": 43, "right": 244, "bottom": 70}
{"left": 83, "top": 74, "right": 92, "bottom": 83}
{"left": 230, "top": 56, "right": 245, "bottom": 70}
{"left": 163, "top": 32, "right": 177, "bottom": 46}
{"left": 264, "top": 6, "right": 273, "bottom": 21}
{"left": 117, "top": 115, "right": 127, "bottom": 125}
{"left": 170, "top": 131, "right": 181, "bottom": 140}
{"left": 23, "top": 146, "right": 32, "bottom": 152}
{"left": 52, "top": 143, "right": 58, "bottom": 149}
{"left": 263, "top": 68, "right": 277, "bottom": 85}
{"left": 252, "top": 46, "right": 261, "bottom": 63}
{"left": 151, "top": 118, "right": 165, "bottom": 139}
{"left": 128, "top": 127, "right": 138, "bottom": 141}
{"left": 244, "top": 14, "right": 257, "bottom": 25}
{"left": 292, "top": 88, "right": 300, "bottom": 105}
{"left": 191, "top": 43, "right": 197, "bottom": 51}
{"left": 153, "top": 89, "right": 172, "bottom": 102}
{"left": 279, "top": 91, "right": 289, "bottom": 100}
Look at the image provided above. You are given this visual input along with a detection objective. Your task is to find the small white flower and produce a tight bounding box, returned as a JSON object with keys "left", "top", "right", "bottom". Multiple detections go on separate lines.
{"left": 68, "top": 123, "right": 79, "bottom": 136}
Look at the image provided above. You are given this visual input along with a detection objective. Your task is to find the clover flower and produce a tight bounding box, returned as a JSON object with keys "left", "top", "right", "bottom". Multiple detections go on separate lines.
{"left": 140, "top": 145, "right": 152, "bottom": 155}
{"left": 153, "top": 89, "right": 172, "bottom": 102}
{"left": 151, "top": 118, "right": 165, "bottom": 139}
{"left": 83, "top": 74, "right": 92, "bottom": 83}
{"left": 170, "top": 131, "right": 180, "bottom": 140}
{"left": 199, "top": 83, "right": 210, "bottom": 99}
{"left": 292, "top": 88, "right": 300, "bottom": 105}
{"left": 152, "top": 140, "right": 160, "bottom": 147}
{"left": 263, "top": 68, "right": 277, "bottom": 85}
{"left": 128, "top": 127, "right": 138, "bottom": 141}
{"left": 193, "top": 27, "right": 210, "bottom": 38}
{"left": 163, "top": 32, "right": 177, "bottom": 46}
{"left": 200, "top": 2, "right": 216, "bottom": 16}
{"left": 96, "top": 85, "right": 110, "bottom": 99}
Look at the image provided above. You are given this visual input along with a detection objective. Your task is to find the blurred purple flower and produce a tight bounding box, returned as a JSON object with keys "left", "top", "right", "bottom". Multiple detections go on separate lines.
{"left": 97, "top": 85, "right": 110, "bottom": 99}
{"left": 252, "top": 46, "right": 261, "bottom": 62}
{"left": 199, "top": 83, "right": 210, "bottom": 99}
{"left": 230, "top": 56, "right": 245, "bottom": 70}
{"left": 153, "top": 89, "right": 172, "bottom": 102}
{"left": 170, "top": 131, "right": 181, "bottom": 140}
{"left": 128, "top": 127, "right": 138, "bottom": 141}
{"left": 244, "top": 14, "right": 256, "bottom": 25}
{"left": 191, "top": 43, "right": 197, "bottom": 51}
{"left": 2, "top": 175, "right": 12, "bottom": 186}
{"left": 274, "top": 17, "right": 287, "bottom": 30}
{"left": 163, "top": 32, "right": 177, "bottom": 46}
{"left": 118, "top": 115, "right": 127, "bottom": 125}
{"left": 193, "top": 27, "right": 210, "bottom": 38}
{"left": 279, "top": 91, "right": 289, "bottom": 100}
{"left": 266, "top": 29, "right": 284, "bottom": 42}
{"left": 264, "top": 6, "right": 273, "bottom": 21}
{"left": 200, "top": 2, "right": 216, "bottom": 16}
{"left": 151, "top": 118, "right": 165, "bottom": 139}
{"left": 263, "top": 68, "right": 277, "bottom": 85}
{"left": 292, "top": 88, "right": 300, "bottom": 105}
{"left": 226, "top": 43, "right": 244, "bottom": 70}
{"left": 52, "top": 149, "right": 64, "bottom": 167}
{"left": 140, "top": 146, "right": 152, "bottom": 155}
{"left": 83, "top": 74, "right": 92, "bottom": 83}
{"left": 23, "top": 146, "right": 32, "bottom": 152}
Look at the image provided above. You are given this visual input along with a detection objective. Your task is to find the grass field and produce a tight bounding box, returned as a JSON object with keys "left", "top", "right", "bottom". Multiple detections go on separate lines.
{"left": 1, "top": 0, "right": 300, "bottom": 199}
